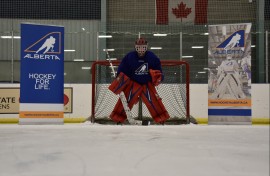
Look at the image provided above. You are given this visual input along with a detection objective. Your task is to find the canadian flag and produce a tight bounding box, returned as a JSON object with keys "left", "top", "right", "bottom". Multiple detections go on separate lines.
{"left": 156, "top": 0, "right": 208, "bottom": 25}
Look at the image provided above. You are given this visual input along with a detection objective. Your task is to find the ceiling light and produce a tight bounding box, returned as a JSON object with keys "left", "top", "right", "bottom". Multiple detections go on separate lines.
{"left": 103, "top": 49, "right": 115, "bottom": 52}
{"left": 74, "top": 59, "right": 84, "bottom": 61}
{"left": 198, "top": 71, "right": 206, "bottom": 74}
{"left": 106, "top": 58, "right": 117, "bottom": 61}
{"left": 64, "top": 49, "right": 76, "bottom": 52}
{"left": 153, "top": 33, "right": 167, "bottom": 37}
{"left": 98, "top": 35, "right": 112, "bottom": 38}
{"left": 81, "top": 67, "right": 91, "bottom": 70}
{"left": 150, "top": 47, "right": 162, "bottom": 50}
{"left": 1, "top": 36, "right": 21, "bottom": 39}
{"left": 192, "top": 46, "right": 204, "bottom": 49}
{"left": 182, "top": 56, "right": 193, "bottom": 58}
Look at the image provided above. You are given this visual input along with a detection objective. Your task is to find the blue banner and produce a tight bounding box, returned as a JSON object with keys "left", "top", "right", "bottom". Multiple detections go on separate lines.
{"left": 20, "top": 23, "right": 64, "bottom": 124}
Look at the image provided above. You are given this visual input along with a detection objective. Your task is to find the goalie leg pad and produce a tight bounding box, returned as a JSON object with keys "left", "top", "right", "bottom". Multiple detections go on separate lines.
{"left": 110, "top": 80, "right": 143, "bottom": 123}
{"left": 109, "top": 99, "right": 127, "bottom": 123}
{"left": 211, "top": 73, "right": 228, "bottom": 99}
{"left": 141, "top": 82, "right": 170, "bottom": 123}
{"left": 229, "top": 74, "right": 246, "bottom": 99}
{"left": 125, "top": 81, "right": 143, "bottom": 105}
{"left": 108, "top": 72, "right": 130, "bottom": 95}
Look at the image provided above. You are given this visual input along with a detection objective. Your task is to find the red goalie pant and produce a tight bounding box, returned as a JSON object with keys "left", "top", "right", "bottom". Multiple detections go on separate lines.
{"left": 110, "top": 81, "right": 169, "bottom": 123}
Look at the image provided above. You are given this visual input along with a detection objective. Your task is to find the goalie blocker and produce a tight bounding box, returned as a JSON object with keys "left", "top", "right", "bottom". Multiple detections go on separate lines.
{"left": 108, "top": 72, "right": 169, "bottom": 124}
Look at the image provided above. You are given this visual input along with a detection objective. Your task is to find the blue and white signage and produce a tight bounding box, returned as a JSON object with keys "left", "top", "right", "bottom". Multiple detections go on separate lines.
{"left": 19, "top": 23, "right": 64, "bottom": 124}
{"left": 208, "top": 23, "right": 252, "bottom": 125}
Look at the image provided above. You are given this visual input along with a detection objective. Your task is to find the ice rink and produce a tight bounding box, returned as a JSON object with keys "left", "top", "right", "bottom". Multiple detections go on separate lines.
{"left": 0, "top": 123, "right": 269, "bottom": 176}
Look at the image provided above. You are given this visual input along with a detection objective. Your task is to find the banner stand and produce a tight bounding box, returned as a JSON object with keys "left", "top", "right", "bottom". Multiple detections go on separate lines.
{"left": 208, "top": 23, "right": 252, "bottom": 125}
{"left": 19, "top": 23, "right": 64, "bottom": 125}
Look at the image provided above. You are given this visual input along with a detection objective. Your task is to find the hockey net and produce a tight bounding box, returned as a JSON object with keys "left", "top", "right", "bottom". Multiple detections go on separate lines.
{"left": 91, "top": 60, "right": 190, "bottom": 124}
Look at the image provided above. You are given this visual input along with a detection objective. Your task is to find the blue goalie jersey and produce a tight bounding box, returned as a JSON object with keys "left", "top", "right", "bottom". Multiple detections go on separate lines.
{"left": 117, "top": 50, "right": 163, "bottom": 85}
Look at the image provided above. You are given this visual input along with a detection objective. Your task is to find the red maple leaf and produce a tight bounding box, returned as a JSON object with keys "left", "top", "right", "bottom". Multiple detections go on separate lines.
{"left": 172, "top": 2, "right": 192, "bottom": 22}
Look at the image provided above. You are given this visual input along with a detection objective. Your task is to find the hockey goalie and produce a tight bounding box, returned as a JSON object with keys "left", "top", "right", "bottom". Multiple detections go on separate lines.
{"left": 211, "top": 55, "right": 246, "bottom": 99}
{"left": 108, "top": 38, "right": 170, "bottom": 124}
{"left": 241, "top": 54, "right": 251, "bottom": 87}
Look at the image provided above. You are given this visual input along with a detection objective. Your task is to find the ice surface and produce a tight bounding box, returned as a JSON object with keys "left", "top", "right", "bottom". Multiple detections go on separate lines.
{"left": 0, "top": 123, "right": 269, "bottom": 176}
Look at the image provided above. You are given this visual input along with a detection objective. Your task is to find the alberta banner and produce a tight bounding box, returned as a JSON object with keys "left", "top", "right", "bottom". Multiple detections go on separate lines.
{"left": 208, "top": 23, "right": 252, "bottom": 125}
{"left": 19, "top": 23, "right": 64, "bottom": 125}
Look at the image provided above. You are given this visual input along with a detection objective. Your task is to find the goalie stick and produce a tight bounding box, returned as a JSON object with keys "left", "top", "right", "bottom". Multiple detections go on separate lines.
{"left": 104, "top": 49, "right": 142, "bottom": 125}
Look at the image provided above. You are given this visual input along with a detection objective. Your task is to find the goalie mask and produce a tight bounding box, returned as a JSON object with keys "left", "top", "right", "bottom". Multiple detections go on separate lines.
{"left": 226, "top": 54, "right": 232, "bottom": 60}
{"left": 135, "top": 38, "right": 148, "bottom": 58}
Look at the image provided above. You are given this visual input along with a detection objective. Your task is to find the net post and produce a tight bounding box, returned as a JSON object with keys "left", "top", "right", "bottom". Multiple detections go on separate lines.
{"left": 91, "top": 61, "right": 97, "bottom": 123}
{"left": 185, "top": 61, "right": 190, "bottom": 124}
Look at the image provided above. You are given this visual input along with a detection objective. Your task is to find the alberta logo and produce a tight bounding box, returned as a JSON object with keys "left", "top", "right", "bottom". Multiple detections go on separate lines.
{"left": 23, "top": 32, "right": 61, "bottom": 60}
{"left": 217, "top": 30, "right": 245, "bottom": 50}
{"left": 135, "top": 63, "right": 148, "bottom": 75}
{"left": 213, "top": 30, "right": 245, "bottom": 55}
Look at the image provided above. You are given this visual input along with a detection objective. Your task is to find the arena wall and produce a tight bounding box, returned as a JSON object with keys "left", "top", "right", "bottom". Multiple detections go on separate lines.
{"left": 0, "top": 84, "right": 269, "bottom": 124}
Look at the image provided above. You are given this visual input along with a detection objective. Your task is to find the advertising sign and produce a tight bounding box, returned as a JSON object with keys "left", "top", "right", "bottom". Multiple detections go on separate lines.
{"left": 208, "top": 23, "right": 252, "bottom": 125}
{"left": 0, "top": 88, "right": 72, "bottom": 114}
{"left": 0, "top": 88, "right": 20, "bottom": 114}
{"left": 20, "top": 23, "right": 64, "bottom": 124}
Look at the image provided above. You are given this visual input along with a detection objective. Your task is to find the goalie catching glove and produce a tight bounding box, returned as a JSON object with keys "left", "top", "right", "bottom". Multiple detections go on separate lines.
{"left": 149, "top": 69, "right": 162, "bottom": 86}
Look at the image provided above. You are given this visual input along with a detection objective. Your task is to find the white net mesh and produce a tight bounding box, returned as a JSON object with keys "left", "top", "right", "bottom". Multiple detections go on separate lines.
{"left": 92, "top": 60, "right": 189, "bottom": 124}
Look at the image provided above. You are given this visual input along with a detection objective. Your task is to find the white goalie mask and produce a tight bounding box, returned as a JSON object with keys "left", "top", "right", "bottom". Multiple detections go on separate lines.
{"left": 135, "top": 38, "right": 148, "bottom": 58}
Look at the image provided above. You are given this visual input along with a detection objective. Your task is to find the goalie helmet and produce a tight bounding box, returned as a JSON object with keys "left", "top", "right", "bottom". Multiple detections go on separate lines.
{"left": 135, "top": 38, "right": 148, "bottom": 57}
{"left": 226, "top": 54, "right": 232, "bottom": 60}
